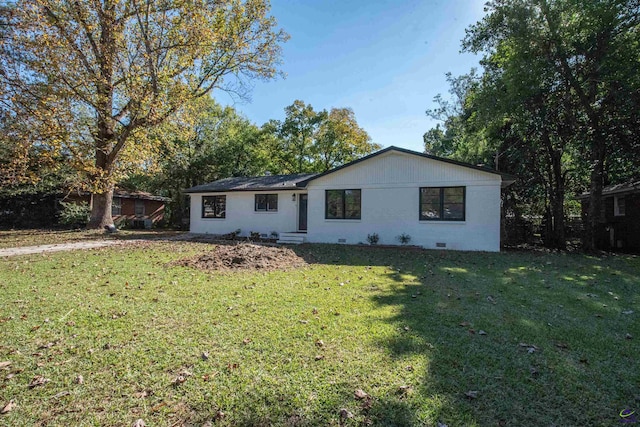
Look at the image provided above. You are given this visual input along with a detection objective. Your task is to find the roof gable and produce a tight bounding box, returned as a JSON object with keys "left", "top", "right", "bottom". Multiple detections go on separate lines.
{"left": 298, "top": 146, "right": 515, "bottom": 187}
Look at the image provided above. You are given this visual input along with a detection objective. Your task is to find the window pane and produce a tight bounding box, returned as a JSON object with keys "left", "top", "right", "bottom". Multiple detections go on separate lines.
{"left": 111, "top": 198, "right": 121, "bottom": 216}
{"left": 267, "top": 194, "right": 278, "bottom": 211}
{"left": 255, "top": 194, "right": 266, "bottom": 211}
{"left": 420, "top": 188, "right": 440, "bottom": 219}
{"left": 203, "top": 196, "right": 225, "bottom": 218}
{"left": 135, "top": 199, "right": 145, "bottom": 215}
{"left": 326, "top": 190, "right": 343, "bottom": 219}
{"left": 344, "top": 190, "right": 361, "bottom": 219}
{"left": 443, "top": 187, "right": 464, "bottom": 220}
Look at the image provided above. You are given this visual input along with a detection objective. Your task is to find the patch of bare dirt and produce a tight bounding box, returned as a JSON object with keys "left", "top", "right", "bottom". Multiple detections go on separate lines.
{"left": 172, "top": 243, "right": 308, "bottom": 271}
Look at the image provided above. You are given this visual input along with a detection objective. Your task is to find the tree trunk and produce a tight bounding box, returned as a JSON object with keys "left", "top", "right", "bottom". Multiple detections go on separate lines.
{"left": 87, "top": 188, "right": 114, "bottom": 228}
{"left": 584, "top": 142, "right": 606, "bottom": 251}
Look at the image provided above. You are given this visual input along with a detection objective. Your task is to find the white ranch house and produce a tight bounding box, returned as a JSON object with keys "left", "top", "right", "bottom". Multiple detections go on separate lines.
{"left": 185, "top": 146, "right": 515, "bottom": 251}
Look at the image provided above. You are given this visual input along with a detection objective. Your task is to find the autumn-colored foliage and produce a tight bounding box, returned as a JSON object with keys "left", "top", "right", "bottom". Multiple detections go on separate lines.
{"left": 1, "top": 0, "right": 287, "bottom": 227}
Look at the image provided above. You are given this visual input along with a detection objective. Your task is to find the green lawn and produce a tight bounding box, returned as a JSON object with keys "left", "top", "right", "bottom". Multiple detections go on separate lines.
{"left": 0, "top": 229, "right": 183, "bottom": 249}
{"left": 0, "top": 242, "right": 638, "bottom": 426}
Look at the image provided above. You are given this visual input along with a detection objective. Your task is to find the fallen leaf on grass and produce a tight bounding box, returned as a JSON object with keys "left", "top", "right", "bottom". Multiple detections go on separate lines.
{"left": 478, "top": 330, "right": 487, "bottom": 336}
{"left": 626, "top": 333, "right": 633, "bottom": 340}
{"left": 0, "top": 361, "right": 11, "bottom": 369}
{"left": 172, "top": 369, "right": 193, "bottom": 386}
{"left": 38, "top": 342, "right": 55, "bottom": 350}
{"left": 555, "top": 342, "right": 569, "bottom": 350}
{"left": 1, "top": 400, "right": 16, "bottom": 414}
{"left": 459, "top": 321, "right": 471, "bottom": 327}
{"left": 354, "top": 389, "right": 368, "bottom": 400}
{"left": 201, "top": 351, "right": 209, "bottom": 360}
{"left": 339, "top": 408, "right": 354, "bottom": 419}
{"left": 132, "top": 419, "right": 146, "bottom": 427}
{"left": 150, "top": 402, "right": 166, "bottom": 412}
{"left": 75, "top": 375, "right": 83, "bottom": 384}
{"left": 315, "top": 339, "right": 325, "bottom": 348}
{"left": 28, "top": 375, "right": 49, "bottom": 388}
{"left": 227, "top": 363, "right": 239, "bottom": 371}
{"left": 519, "top": 343, "right": 539, "bottom": 354}
{"left": 464, "top": 390, "right": 478, "bottom": 399}
{"left": 51, "top": 390, "right": 70, "bottom": 399}
{"left": 242, "top": 338, "right": 252, "bottom": 345}
{"left": 314, "top": 355, "right": 325, "bottom": 361}
{"left": 397, "top": 385, "right": 413, "bottom": 397}
{"left": 201, "top": 372, "right": 218, "bottom": 381}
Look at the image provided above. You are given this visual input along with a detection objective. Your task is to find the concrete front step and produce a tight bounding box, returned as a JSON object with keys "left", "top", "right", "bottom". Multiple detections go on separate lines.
{"left": 277, "top": 232, "right": 306, "bottom": 244}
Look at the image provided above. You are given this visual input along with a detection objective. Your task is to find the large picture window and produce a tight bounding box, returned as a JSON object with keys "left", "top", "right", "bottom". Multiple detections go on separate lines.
{"left": 325, "top": 189, "right": 361, "bottom": 219}
{"left": 255, "top": 194, "right": 278, "bottom": 212}
{"left": 420, "top": 187, "right": 465, "bottom": 221}
{"left": 202, "top": 195, "right": 226, "bottom": 218}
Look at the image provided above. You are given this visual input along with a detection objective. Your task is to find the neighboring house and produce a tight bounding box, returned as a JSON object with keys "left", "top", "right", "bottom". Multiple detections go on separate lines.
{"left": 64, "top": 190, "right": 169, "bottom": 228}
{"left": 578, "top": 181, "right": 640, "bottom": 252}
{"left": 185, "top": 146, "right": 515, "bottom": 251}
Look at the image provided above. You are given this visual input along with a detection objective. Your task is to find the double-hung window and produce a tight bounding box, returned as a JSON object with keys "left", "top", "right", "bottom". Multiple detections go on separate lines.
{"left": 420, "top": 187, "right": 465, "bottom": 221}
{"left": 134, "top": 199, "right": 145, "bottom": 216}
{"left": 614, "top": 196, "right": 626, "bottom": 216}
{"left": 202, "top": 195, "right": 226, "bottom": 218}
{"left": 255, "top": 194, "right": 278, "bottom": 212}
{"left": 325, "top": 189, "right": 361, "bottom": 219}
{"left": 111, "top": 197, "right": 122, "bottom": 216}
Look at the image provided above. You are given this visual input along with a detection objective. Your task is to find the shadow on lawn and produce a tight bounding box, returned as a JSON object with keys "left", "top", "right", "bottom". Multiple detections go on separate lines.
{"left": 289, "top": 244, "right": 640, "bottom": 426}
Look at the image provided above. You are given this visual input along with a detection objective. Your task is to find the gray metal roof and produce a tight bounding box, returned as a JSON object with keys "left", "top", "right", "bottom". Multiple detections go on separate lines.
{"left": 577, "top": 180, "right": 640, "bottom": 199}
{"left": 184, "top": 173, "right": 318, "bottom": 193}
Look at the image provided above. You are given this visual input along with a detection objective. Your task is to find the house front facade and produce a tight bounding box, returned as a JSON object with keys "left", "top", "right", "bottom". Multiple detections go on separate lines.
{"left": 186, "top": 146, "right": 514, "bottom": 251}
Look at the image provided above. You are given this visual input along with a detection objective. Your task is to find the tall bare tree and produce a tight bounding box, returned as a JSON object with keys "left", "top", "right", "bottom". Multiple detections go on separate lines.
{"left": 1, "top": 0, "right": 287, "bottom": 227}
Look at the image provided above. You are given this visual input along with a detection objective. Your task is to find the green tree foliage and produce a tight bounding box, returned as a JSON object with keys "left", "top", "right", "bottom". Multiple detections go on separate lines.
{"left": 1, "top": 0, "right": 287, "bottom": 228}
{"left": 267, "top": 100, "right": 379, "bottom": 173}
{"left": 270, "top": 100, "right": 327, "bottom": 173}
{"left": 137, "top": 98, "right": 271, "bottom": 226}
{"left": 314, "top": 107, "right": 380, "bottom": 172}
{"left": 425, "top": 0, "right": 640, "bottom": 249}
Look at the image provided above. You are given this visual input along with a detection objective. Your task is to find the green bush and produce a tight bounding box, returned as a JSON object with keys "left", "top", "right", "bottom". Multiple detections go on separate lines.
{"left": 58, "top": 201, "right": 90, "bottom": 227}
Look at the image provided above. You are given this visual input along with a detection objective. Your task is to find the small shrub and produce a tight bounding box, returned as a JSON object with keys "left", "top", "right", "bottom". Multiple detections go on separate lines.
{"left": 367, "top": 233, "right": 380, "bottom": 245}
{"left": 249, "top": 231, "right": 261, "bottom": 241}
{"left": 58, "top": 201, "right": 90, "bottom": 227}
{"left": 396, "top": 233, "right": 411, "bottom": 245}
{"left": 270, "top": 231, "right": 279, "bottom": 239}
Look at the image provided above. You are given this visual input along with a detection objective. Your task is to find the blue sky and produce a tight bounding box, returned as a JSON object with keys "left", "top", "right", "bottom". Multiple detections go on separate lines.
{"left": 216, "top": 0, "right": 487, "bottom": 153}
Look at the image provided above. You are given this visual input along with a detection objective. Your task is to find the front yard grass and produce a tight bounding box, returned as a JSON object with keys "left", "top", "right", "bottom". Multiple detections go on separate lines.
{"left": 0, "top": 242, "right": 638, "bottom": 426}
{"left": 0, "top": 229, "right": 183, "bottom": 249}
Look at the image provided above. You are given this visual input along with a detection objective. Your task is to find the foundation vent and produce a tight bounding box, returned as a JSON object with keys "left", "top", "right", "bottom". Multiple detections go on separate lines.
{"left": 436, "top": 242, "right": 447, "bottom": 248}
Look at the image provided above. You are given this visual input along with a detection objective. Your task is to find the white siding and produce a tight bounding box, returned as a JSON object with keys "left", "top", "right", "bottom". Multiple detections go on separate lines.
{"left": 189, "top": 191, "right": 301, "bottom": 236}
{"left": 305, "top": 151, "right": 503, "bottom": 251}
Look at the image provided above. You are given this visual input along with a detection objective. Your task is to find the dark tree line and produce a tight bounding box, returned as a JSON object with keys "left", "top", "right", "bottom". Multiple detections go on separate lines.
{"left": 425, "top": 0, "right": 640, "bottom": 250}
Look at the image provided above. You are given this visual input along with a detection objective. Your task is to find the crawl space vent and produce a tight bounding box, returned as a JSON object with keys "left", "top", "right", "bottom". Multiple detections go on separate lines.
{"left": 436, "top": 242, "right": 447, "bottom": 248}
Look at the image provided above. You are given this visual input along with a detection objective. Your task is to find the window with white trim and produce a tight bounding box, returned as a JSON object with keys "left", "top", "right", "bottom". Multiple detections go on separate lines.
{"left": 111, "top": 197, "right": 122, "bottom": 216}
{"left": 614, "top": 196, "right": 626, "bottom": 216}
